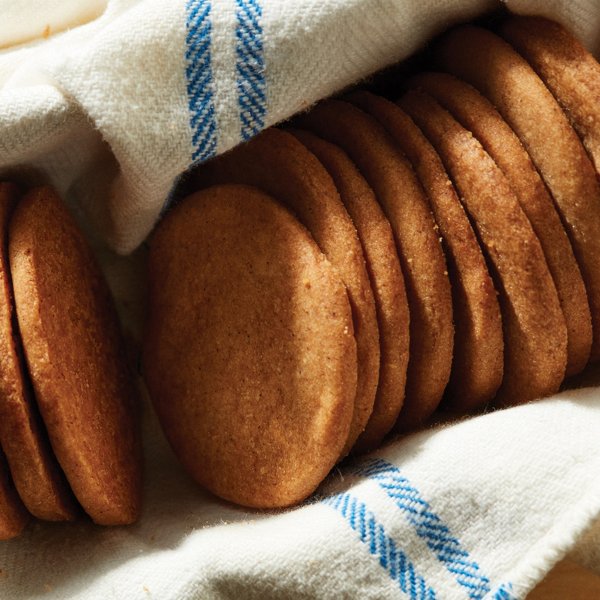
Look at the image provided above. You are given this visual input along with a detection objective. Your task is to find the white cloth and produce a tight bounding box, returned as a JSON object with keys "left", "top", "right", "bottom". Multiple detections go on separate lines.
{"left": 1, "top": 0, "right": 598, "bottom": 253}
{"left": 1, "top": 0, "right": 600, "bottom": 598}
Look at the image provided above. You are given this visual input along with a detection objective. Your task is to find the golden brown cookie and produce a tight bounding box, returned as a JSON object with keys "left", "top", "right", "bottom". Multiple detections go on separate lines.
{"left": 409, "top": 72, "right": 592, "bottom": 377}
{"left": 290, "top": 129, "right": 409, "bottom": 452}
{"left": 9, "top": 187, "right": 142, "bottom": 526}
{"left": 0, "top": 450, "right": 29, "bottom": 540}
{"left": 296, "top": 100, "right": 453, "bottom": 431}
{"left": 434, "top": 25, "right": 600, "bottom": 363}
{"left": 193, "top": 128, "right": 378, "bottom": 455}
{"left": 349, "top": 91, "right": 503, "bottom": 413}
{"left": 0, "top": 182, "right": 77, "bottom": 521}
{"left": 500, "top": 16, "right": 600, "bottom": 176}
{"left": 143, "top": 184, "right": 356, "bottom": 508}
{"left": 401, "top": 89, "right": 568, "bottom": 406}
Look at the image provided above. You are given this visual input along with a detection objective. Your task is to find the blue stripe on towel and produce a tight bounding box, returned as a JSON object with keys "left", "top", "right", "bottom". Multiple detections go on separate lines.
{"left": 235, "top": 0, "right": 266, "bottom": 140}
{"left": 492, "top": 582, "right": 517, "bottom": 600}
{"left": 354, "top": 459, "right": 494, "bottom": 599}
{"left": 185, "top": 0, "right": 217, "bottom": 163}
{"left": 323, "top": 492, "right": 437, "bottom": 599}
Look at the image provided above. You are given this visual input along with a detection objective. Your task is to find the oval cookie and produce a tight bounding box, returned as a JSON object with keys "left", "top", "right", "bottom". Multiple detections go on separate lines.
{"left": 290, "top": 129, "right": 409, "bottom": 453}
{"left": 0, "top": 450, "right": 29, "bottom": 540}
{"left": 500, "top": 16, "right": 600, "bottom": 176}
{"left": 434, "top": 25, "right": 600, "bottom": 362}
{"left": 143, "top": 185, "right": 356, "bottom": 508}
{"left": 349, "top": 91, "right": 503, "bottom": 413}
{"left": 296, "top": 100, "right": 454, "bottom": 431}
{"left": 0, "top": 183, "right": 77, "bottom": 521}
{"left": 9, "top": 187, "right": 142, "bottom": 526}
{"left": 193, "top": 128, "right": 378, "bottom": 454}
{"left": 401, "top": 90, "right": 567, "bottom": 405}
{"left": 410, "top": 72, "right": 592, "bottom": 376}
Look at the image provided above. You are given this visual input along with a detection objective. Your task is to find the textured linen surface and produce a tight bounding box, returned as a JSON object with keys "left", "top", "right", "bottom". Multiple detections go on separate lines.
{"left": 1, "top": 0, "right": 600, "bottom": 598}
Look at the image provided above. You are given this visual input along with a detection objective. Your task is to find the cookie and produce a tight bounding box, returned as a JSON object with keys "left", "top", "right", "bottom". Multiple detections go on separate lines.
{"left": 0, "top": 450, "right": 29, "bottom": 540}
{"left": 290, "top": 129, "right": 409, "bottom": 452}
{"left": 193, "top": 128, "right": 378, "bottom": 454}
{"left": 143, "top": 184, "right": 356, "bottom": 508}
{"left": 409, "top": 72, "right": 592, "bottom": 377}
{"left": 349, "top": 91, "right": 503, "bottom": 412}
{"left": 500, "top": 16, "right": 600, "bottom": 175}
{"left": 296, "top": 100, "right": 453, "bottom": 431}
{"left": 9, "top": 187, "right": 142, "bottom": 526}
{"left": 0, "top": 183, "right": 77, "bottom": 521}
{"left": 434, "top": 25, "right": 600, "bottom": 362}
{"left": 400, "top": 90, "right": 568, "bottom": 405}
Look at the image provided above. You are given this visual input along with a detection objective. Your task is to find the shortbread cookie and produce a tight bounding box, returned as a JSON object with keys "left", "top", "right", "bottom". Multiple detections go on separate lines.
{"left": 350, "top": 91, "right": 503, "bottom": 412}
{"left": 0, "top": 183, "right": 77, "bottom": 521}
{"left": 410, "top": 72, "right": 592, "bottom": 376}
{"left": 143, "top": 185, "right": 356, "bottom": 508}
{"left": 0, "top": 451, "right": 29, "bottom": 540}
{"left": 401, "top": 90, "right": 567, "bottom": 405}
{"left": 9, "top": 187, "right": 142, "bottom": 526}
{"left": 290, "top": 129, "right": 409, "bottom": 452}
{"left": 296, "top": 100, "right": 453, "bottom": 431}
{"left": 193, "top": 128, "right": 378, "bottom": 454}
{"left": 501, "top": 16, "right": 600, "bottom": 175}
{"left": 434, "top": 25, "right": 600, "bottom": 362}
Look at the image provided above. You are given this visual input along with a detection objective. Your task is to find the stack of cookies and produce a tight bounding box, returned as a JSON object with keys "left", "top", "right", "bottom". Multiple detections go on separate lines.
{"left": 143, "top": 16, "right": 600, "bottom": 509}
{"left": 0, "top": 186, "right": 142, "bottom": 539}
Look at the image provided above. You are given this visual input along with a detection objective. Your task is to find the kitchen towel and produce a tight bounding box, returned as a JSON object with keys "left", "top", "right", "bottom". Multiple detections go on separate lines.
{"left": 1, "top": 0, "right": 600, "bottom": 598}
{"left": 1, "top": 0, "right": 599, "bottom": 253}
